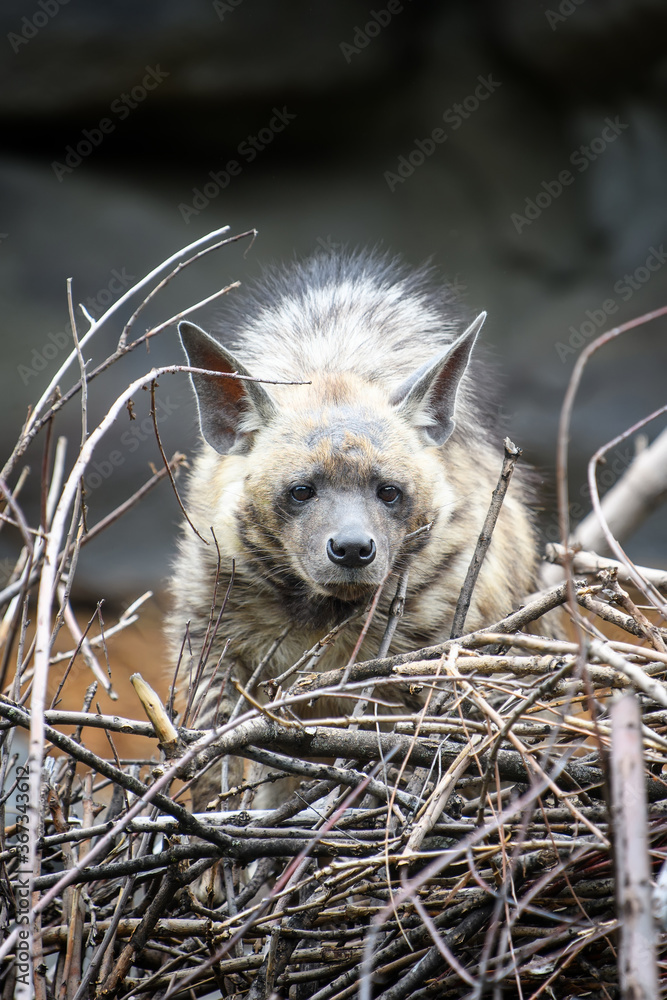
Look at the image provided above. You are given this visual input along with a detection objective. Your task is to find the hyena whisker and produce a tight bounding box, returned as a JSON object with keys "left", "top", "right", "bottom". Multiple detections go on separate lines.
{"left": 171, "top": 619, "right": 192, "bottom": 722}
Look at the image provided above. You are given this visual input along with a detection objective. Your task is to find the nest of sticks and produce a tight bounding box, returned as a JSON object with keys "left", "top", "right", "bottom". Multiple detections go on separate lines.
{"left": 1, "top": 230, "right": 667, "bottom": 999}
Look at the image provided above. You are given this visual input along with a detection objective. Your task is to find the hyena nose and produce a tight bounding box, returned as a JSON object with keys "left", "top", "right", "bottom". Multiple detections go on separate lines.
{"left": 326, "top": 534, "right": 377, "bottom": 568}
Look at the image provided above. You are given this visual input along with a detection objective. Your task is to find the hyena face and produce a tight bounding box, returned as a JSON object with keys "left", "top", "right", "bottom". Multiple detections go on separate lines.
{"left": 240, "top": 395, "right": 438, "bottom": 603}
{"left": 178, "top": 312, "right": 485, "bottom": 620}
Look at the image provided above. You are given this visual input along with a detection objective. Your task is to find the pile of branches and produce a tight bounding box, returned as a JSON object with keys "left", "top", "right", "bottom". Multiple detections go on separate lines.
{"left": 1, "top": 229, "right": 666, "bottom": 999}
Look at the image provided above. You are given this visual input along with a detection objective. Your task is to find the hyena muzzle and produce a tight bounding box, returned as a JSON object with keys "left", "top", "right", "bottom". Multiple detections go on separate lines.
{"left": 166, "top": 251, "right": 541, "bottom": 812}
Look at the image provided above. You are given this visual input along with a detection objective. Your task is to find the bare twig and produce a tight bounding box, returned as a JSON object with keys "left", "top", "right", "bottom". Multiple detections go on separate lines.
{"left": 149, "top": 378, "right": 208, "bottom": 544}
{"left": 580, "top": 422, "right": 667, "bottom": 556}
{"left": 602, "top": 572, "right": 667, "bottom": 652}
{"left": 130, "top": 673, "right": 180, "bottom": 746}
{"left": 450, "top": 438, "right": 522, "bottom": 638}
{"left": 1, "top": 226, "right": 239, "bottom": 481}
{"left": 555, "top": 304, "right": 667, "bottom": 641}
{"left": 377, "top": 569, "right": 409, "bottom": 660}
{"left": 588, "top": 639, "right": 667, "bottom": 709}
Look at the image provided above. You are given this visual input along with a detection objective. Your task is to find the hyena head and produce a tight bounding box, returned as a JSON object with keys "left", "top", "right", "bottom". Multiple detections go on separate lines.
{"left": 178, "top": 311, "right": 484, "bottom": 624}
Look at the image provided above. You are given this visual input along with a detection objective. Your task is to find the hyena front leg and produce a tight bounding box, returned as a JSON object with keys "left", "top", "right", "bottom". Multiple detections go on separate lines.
{"left": 185, "top": 660, "right": 248, "bottom": 906}
{"left": 190, "top": 750, "right": 246, "bottom": 814}
{"left": 187, "top": 658, "right": 249, "bottom": 811}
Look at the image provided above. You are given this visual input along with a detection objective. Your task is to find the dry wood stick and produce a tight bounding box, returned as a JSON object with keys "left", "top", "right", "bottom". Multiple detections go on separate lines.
{"left": 450, "top": 438, "right": 522, "bottom": 638}
{"left": 610, "top": 693, "right": 658, "bottom": 1000}
{"left": 545, "top": 542, "right": 667, "bottom": 591}
{"left": 603, "top": 572, "right": 667, "bottom": 652}
{"left": 577, "top": 590, "right": 667, "bottom": 640}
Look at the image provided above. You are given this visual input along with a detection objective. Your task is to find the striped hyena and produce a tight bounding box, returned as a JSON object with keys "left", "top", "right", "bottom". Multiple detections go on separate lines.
{"left": 167, "top": 251, "right": 540, "bottom": 811}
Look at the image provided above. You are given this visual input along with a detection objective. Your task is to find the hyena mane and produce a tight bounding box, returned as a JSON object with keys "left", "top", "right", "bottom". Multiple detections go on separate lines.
{"left": 167, "top": 250, "right": 541, "bottom": 809}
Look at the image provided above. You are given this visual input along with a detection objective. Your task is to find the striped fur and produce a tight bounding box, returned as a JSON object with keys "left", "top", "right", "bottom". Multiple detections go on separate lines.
{"left": 166, "top": 252, "right": 541, "bottom": 810}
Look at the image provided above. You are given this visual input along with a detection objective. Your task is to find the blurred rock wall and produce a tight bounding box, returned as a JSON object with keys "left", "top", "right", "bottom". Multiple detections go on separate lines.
{"left": 1, "top": 0, "right": 666, "bottom": 600}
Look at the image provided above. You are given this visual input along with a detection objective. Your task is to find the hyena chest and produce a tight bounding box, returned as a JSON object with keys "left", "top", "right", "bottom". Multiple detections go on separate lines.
{"left": 224, "top": 613, "right": 411, "bottom": 724}
{"left": 220, "top": 581, "right": 442, "bottom": 689}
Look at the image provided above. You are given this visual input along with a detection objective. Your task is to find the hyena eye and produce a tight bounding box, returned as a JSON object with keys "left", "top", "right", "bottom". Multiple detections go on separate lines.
{"left": 377, "top": 484, "right": 402, "bottom": 504}
{"left": 290, "top": 484, "right": 316, "bottom": 502}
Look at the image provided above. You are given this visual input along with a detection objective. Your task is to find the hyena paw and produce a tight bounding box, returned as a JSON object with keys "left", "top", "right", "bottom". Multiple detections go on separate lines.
{"left": 189, "top": 859, "right": 226, "bottom": 908}
{"left": 187, "top": 764, "right": 243, "bottom": 907}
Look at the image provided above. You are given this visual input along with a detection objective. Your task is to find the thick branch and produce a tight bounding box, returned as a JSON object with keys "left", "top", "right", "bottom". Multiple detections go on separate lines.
{"left": 179, "top": 715, "right": 667, "bottom": 803}
{"left": 577, "top": 426, "right": 667, "bottom": 555}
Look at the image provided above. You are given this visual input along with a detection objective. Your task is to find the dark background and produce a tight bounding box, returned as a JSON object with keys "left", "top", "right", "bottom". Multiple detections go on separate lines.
{"left": 2, "top": 0, "right": 667, "bottom": 605}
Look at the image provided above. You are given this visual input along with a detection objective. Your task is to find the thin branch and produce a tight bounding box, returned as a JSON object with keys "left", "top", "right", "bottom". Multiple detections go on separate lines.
{"left": 450, "top": 437, "right": 522, "bottom": 638}
{"left": 1, "top": 226, "right": 237, "bottom": 481}
{"left": 586, "top": 415, "right": 667, "bottom": 612}
{"left": 555, "top": 304, "right": 667, "bottom": 638}
{"left": 150, "top": 378, "right": 208, "bottom": 544}
{"left": 579, "top": 421, "right": 667, "bottom": 556}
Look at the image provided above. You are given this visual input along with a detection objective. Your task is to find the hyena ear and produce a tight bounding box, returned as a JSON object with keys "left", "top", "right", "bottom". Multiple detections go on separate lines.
{"left": 391, "top": 311, "right": 486, "bottom": 447}
{"left": 179, "top": 321, "right": 276, "bottom": 454}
